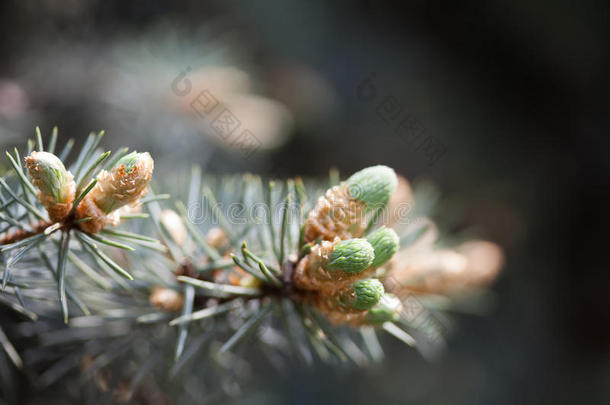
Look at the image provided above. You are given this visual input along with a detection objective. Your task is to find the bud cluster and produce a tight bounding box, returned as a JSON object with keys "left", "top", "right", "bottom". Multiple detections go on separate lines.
{"left": 24, "top": 149, "right": 153, "bottom": 233}
{"left": 294, "top": 166, "right": 400, "bottom": 326}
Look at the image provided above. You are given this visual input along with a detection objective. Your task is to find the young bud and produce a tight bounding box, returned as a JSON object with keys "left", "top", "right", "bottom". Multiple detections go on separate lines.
{"left": 327, "top": 238, "right": 375, "bottom": 274}
{"left": 302, "top": 184, "right": 368, "bottom": 243}
{"left": 367, "top": 227, "right": 399, "bottom": 267}
{"left": 386, "top": 249, "right": 468, "bottom": 295}
{"left": 340, "top": 278, "right": 384, "bottom": 310}
{"left": 206, "top": 227, "right": 229, "bottom": 249}
{"left": 160, "top": 209, "right": 187, "bottom": 245}
{"left": 302, "top": 165, "right": 397, "bottom": 243}
{"left": 92, "top": 152, "right": 154, "bottom": 214}
{"left": 456, "top": 240, "right": 504, "bottom": 287}
{"left": 366, "top": 293, "right": 403, "bottom": 324}
{"left": 25, "top": 151, "right": 75, "bottom": 222}
{"left": 149, "top": 286, "right": 184, "bottom": 312}
{"left": 346, "top": 165, "right": 397, "bottom": 211}
{"left": 294, "top": 238, "right": 375, "bottom": 294}
{"left": 310, "top": 278, "right": 387, "bottom": 326}
{"left": 76, "top": 151, "right": 153, "bottom": 233}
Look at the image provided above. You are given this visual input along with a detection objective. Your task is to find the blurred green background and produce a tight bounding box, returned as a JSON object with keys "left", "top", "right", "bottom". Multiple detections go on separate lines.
{"left": 1, "top": 1, "right": 608, "bottom": 404}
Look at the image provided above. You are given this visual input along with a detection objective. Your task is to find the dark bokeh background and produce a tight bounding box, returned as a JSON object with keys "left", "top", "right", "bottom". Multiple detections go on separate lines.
{"left": 1, "top": 1, "right": 609, "bottom": 404}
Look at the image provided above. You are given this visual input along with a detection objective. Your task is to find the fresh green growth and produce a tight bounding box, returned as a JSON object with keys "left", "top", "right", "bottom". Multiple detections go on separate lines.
{"left": 345, "top": 278, "right": 384, "bottom": 310}
{"left": 367, "top": 226, "right": 400, "bottom": 267}
{"left": 346, "top": 165, "right": 397, "bottom": 211}
{"left": 327, "top": 238, "right": 375, "bottom": 274}
{"left": 116, "top": 151, "right": 142, "bottom": 173}
{"left": 26, "top": 151, "right": 71, "bottom": 201}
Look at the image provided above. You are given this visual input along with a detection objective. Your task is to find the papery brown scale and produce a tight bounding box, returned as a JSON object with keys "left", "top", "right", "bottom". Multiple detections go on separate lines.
{"left": 303, "top": 185, "right": 367, "bottom": 243}
{"left": 74, "top": 196, "right": 108, "bottom": 234}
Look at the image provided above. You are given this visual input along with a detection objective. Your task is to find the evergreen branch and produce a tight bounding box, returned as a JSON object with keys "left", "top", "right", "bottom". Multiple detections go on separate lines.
{"left": 240, "top": 242, "right": 280, "bottom": 275}
{"left": 279, "top": 193, "right": 291, "bottom": 265}
{"left": 360, "top": 327, "right": 384, "bottom": 362}
{"left": 266, "top": 180, "right": 279, "bottom": 260}
{"left": 0, "top": 273, "right": 29, "bottom": 288}
{"left": 308, "top": 308, "right": 355, "bottom": 364}
{"left": 12, "top": 148, "right": 37, "bottom": 224}
{"left": 169, "top": 300, "right": 241, "bottom": 326}
{"left": 196, "top": 260, "right": 235, "bottom": 273}
{"left": 0, "top": 232, "right": 47, "bottom": 252}
{"left": 187, "top": 165, "right": 202, "bottom": 207}
{"left": 0, "top": 220, "right": 52, "bottom": 245}
{"left": 120, "top": 213, "right": 149, "bottom": 219}
{"left": 47, "top": 126, "right": 58, "bottom": 154}
{"left": 75, "top": 231, "right": 134, "bottom": 280}
{"left": 58, "top": 138, "right": 74, "bottom": 161}
{"left": 57, "top": 231, "right": 71, "bottom": 323}
{"left": 0, "top": 178, "right": 46, "bottom": 220}
{"left": 219, "top": 304, "right": 272, "bottom": 353}
{"left": 0, "top": 211, "right": 26, "bottom": 229}
{"left": 43, "top": 248, "right": 93, "bottom": 319}
{"left": 26, "top": 139, "right": 34, "bottom": 155}
{"left": 2, "top": 232, "right": 47, "bottom": 288}
{"left": 67, "top": 250, "right": 113, "bottom": 290}
{"left": 257, "top": 259, "right": 282, "bottom": 287}
{"left": 230, "top": 254, "right": 268, "bottom": 283}
{"left": 75, "top": 238, "right": 132, "bottom": 290}
{"left": 177, "top": 276, "right": 261, "bottom": 298}
{"left": 146, "top": 189, "right": 182, "bottom": 262}
{"left": 175, "top": 284, "right": 194, "bottom": 360}
{"left": 70, "top": 178, "right": 97, "bottom": 214}
{"left": 103, "top": 147, "right": 129, "bottom": 171}
{"left": 70, "top": 133, "right": 96, "bottom": 180}
{"left": 0, "top": 326, "right": 22, "bottom": 369}
{"left": 202, "top": 186, "right": 236, "bottom": 243}
{"left": 382, "top": 322, "right": 416, "bottom": 346}
{"left": 175, "top": 201, "right": 221, "bottom": 261}
{"left": 4, "top": 151, "right": 37, "bottom": 197}
{"left": 35, "top": 126, "right": 44, "bottom": 151}
{"left": 140, "top": 194, "right": 171, "bottom": 204}
{"left": 0, "top": 294, "right": 38, "bottom": 321}
{"left": 84, "top": 231, "right": 135, "bottom": 251}
{"left": 73, "top": 131, "right": 105, "bottom": 182}
{"left": 100, "top": 229, "right": 166, "bottom": 252}
{"left": 75, "top": 151, "right": 110, "bottom": 193}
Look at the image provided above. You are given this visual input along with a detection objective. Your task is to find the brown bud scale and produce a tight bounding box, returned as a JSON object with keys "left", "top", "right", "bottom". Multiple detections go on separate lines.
{"left": 302, "top": 185, "right": 367, "bottom": 244}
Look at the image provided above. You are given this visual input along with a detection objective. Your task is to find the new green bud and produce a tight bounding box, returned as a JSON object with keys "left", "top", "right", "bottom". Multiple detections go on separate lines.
{"left": 327, "top": 238, "right": 375, "bottom": 274}
{"left": 346, "top": 165, "right": 397, "bottom": 211}
{"left": 367, "top": 226, "right": 399, "bottom": 267}
{"left": 344, "top": 278, "right": 384, "bottom": 310}
{"left": 116, "top": 151, "right": 141, "bottom": 174}
{"left": 366, "top": 294, "right": 402, "bottom": 324}
{"left": 25, "top": 151, "right": 71, "bottom": 202}
{"left": 74, "top": 151, "right": 153, "bottom": 233}
{"left": 25, "top": 151, "right": 75, "bottom": 222}
{"left": 93, "top": 151, "right": 154, "bottom": 214}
